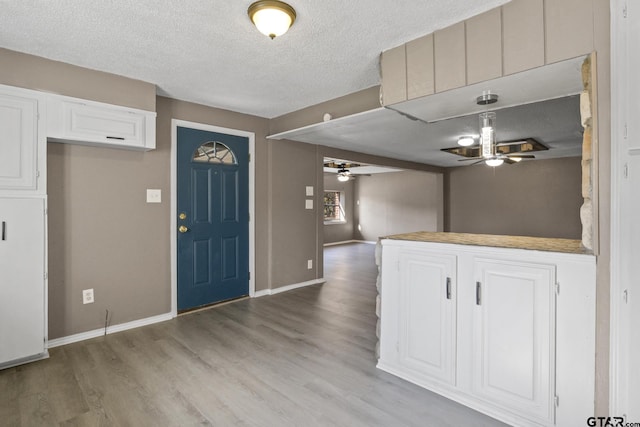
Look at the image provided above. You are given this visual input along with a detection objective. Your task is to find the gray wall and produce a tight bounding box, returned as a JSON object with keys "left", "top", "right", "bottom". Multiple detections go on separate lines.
{"left": 323, "top": 173, "right": 355, "bottom": 244}
{"left": 445, "top": 157, "right": 582, "bottom": 239}
{"left": 354, "top": 170, "right": 443, "bottom": 241}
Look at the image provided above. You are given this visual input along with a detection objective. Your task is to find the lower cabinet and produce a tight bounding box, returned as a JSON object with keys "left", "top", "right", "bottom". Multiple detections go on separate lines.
{"left": 0, "top": 197, "right": 47, "bottom": 368}
{"left": 472, "top": 259, "right": 555, "bottom": 425}
{"left": 398, "top": 250, "right": 457, "bottom": 385}
{"left": 378, "top": 239, "right": 595, "bottom": 427}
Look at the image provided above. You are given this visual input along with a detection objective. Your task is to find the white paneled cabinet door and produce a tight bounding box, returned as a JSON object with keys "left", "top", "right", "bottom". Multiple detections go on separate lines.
{"left": 0, "top": 89, "right": 38, "bottom": 191}
{"left": 472, "top": 259, "right": 555, "bottom": 425}
{"left": 0, "top": 198, "right": 46, "bottom": 367}
{"left": 398, "top": 249, "right": 457, "bottom": 385}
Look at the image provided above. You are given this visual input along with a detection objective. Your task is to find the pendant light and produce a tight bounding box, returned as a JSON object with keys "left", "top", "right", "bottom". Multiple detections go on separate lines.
{"left": 477, "top": 92, "right": 502, "bottom": 167}
{"left": 248, "top": 1, "right": 296, "bottom": 39}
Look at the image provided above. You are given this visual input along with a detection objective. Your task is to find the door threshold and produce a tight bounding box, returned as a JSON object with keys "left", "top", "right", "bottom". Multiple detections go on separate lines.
{"left": 178, "top": 295, "right": 249, "bottom": 316}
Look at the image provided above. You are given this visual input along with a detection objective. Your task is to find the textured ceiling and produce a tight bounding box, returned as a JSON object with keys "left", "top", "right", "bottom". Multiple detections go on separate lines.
{"left": 0, "top": 0, "right": 509, "bottom": 118}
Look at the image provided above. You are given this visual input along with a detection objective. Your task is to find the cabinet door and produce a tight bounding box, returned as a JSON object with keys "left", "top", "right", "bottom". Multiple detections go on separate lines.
{"left": 380, "top": 45, "right": 407, "bottom": 105}
{"left": 0, "top": 90, "right": 38, "bottom": 191}
{"left": 0, "top": 198, "right": 46, "bottom": 366}
{"left": 472, "top": 259, "right": 555, "bottom": 424}
{"left": 398, "top": 249, "right": 457, "bottom": 385}
{"left": 47, "top": 97, "right": 156, "bottom": 150}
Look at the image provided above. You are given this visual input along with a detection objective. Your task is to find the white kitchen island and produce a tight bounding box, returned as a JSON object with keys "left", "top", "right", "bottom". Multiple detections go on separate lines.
{"left": 376, "top": 232, "right": 596, "bottom": 427}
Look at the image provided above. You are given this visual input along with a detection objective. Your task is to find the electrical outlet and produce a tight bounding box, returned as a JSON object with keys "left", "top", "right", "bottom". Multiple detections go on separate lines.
{"left": 83, "top": 288, "right": 94, "bottom": 304}
{"left": 307, "top": 259, "right": 313, "bottom": 269}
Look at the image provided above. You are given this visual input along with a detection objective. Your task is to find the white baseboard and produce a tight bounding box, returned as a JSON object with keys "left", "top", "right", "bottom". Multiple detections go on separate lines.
{"left": 253, "top": 289, "right": 271, "bottom": 298}
{"left": 252, "top": 278, "right": 325, "bottom": 297}
{"left": 47, "top": 312, "right": 173, "bottom": 348}
{"left": 324, "top": 239, "right": 376, "bottom": 247}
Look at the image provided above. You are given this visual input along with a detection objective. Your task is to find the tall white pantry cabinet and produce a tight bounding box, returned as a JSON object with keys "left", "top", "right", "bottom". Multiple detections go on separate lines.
{"left": 0, "top": 84, "right": 48, "bottom": 368}
{"left": 0, "top": 83, "right": 156, "bottom": 369}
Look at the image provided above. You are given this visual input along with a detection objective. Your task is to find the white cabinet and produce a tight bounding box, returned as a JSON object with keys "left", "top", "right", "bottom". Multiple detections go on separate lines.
{"left": 379, "top": 239, "right": 596, "bottom": 427}
{"left": 0, "top": 85, "right": 44, "bottom": 195}
{"left": 397, "top": 249, "right": 456, "bottom": 385}
{"left": 47, "top": 95, "right": 156, "bottom": 151}
{"left": 0, "top": 197, "right": 47, "bottom": 368}
{"left": 472, "top": 259, "right": 555, "bottom": 425}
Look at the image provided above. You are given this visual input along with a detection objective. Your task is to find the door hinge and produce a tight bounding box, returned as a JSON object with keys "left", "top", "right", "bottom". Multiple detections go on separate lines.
{"left": 554, "top": 395, "right": 560, "bottom": 407}
{"left": 36, "top": 170, "right": 40, "bottom": 178}
{"left": 248, "top": 271, "right": 251, "bottom": 280}
{"left": 555, "top": 282, "right": 560, "bottom": 296}
{"left": 624, "top": 163, "right": 629, "bottom": 179}
{"left": 623, "top": 3, "right": 628, "bottom": 18}
{"left": 44, "top": 272, "right": 48, "bottom": 280}
{"left": 623, "top": 289, "right": 628, "bottom": 303}
{"left": 624, "top": 123, "right": 628, "bottom": 139}
{"left": 248, "top": 153, "right": 251, "bottom": 162}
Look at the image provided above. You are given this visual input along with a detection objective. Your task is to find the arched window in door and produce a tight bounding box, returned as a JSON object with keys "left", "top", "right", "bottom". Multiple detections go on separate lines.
{"left": 192, "top": 141, "right": 237, "bottom": 164}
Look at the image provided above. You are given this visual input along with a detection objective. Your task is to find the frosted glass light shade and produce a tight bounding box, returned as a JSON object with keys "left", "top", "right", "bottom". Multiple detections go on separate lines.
{"left": 485, "top": 158, "right": 504, "bottom": 167}
{"left": 248, "top": 1, "right": 296, "bottom": 39}
{"left": 337, "top": 173, "right": 350, "bottom": 182}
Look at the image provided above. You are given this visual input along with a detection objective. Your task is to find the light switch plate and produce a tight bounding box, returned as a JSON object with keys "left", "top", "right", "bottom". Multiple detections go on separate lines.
{"left": 306, "top": 186, "right": 314, "bottom": 196}
{"left": 305, "top": 199, "right": 313, "bottom": 210}
{"left": 147, "top": 189, "right": 162, "bottom": 203}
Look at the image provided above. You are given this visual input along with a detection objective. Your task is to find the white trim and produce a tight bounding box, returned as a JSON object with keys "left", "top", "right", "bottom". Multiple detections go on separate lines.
{"left": 0, "top": 351, "right": 49, "bottom": 370}
{"left": 252, "top": 279, "right": 325, "bottom": 297}
{"left": 324, "top": 239, "right": 359, "bottom": 246}
{"left": 610, "top": 0, "right": 627, "bottom": 415}
{"left": 171, "top": 120, "right": 256, "bottom": 317}
{"left": 323, "top": 239, "right": 377, "bottom": 247}
{"left": 356, "top": 240, "right": 377, "bottom": 245}
{"left": 47, "top": 312, "right": 173, "bottom": 348}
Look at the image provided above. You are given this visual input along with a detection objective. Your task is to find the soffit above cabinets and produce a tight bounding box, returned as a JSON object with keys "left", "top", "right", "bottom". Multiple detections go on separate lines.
{"left": 269, "top": 56, "right": 585, "bottom": 168}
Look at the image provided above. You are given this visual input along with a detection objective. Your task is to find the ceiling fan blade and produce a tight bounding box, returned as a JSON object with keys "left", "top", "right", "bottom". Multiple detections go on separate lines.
{"left": 504, "top": 158, "right": 517, "bottom": 164}
{"left": 508, "top": 154, "right": 536, "bottom": 159}
{"left": 469, "top": 159, "right": 486, "bottom": 166}
{"left": 458, "top": 157, "right": 482, "bottom": 162}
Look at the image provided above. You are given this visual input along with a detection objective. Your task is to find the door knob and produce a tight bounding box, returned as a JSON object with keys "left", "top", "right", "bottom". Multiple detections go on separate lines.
{"left": 178, "top": 225, "right": 189, "bottom": 233}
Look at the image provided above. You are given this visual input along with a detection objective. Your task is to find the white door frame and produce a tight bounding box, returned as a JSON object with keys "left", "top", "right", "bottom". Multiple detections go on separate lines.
{"left": 170, "top": 119, "right": 256, "bottom": 316}
{"left": 610, "top": 0, "right": 634, "bottom": 417}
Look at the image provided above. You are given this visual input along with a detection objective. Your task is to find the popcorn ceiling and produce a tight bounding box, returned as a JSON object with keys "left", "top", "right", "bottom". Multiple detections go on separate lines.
{"left": 0, "top": 0, "right": 509, "bottom": 118}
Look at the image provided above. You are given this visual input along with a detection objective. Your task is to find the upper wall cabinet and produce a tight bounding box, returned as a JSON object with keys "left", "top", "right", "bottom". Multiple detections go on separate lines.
{"left": 545, "top": 0, "right": 594, "bottom": 65}
{"left": 0, "top": 84, "right": 45, "bottom": 195}
{"left": 46, "top": 95, "right": 156, "bottom": 151}
{"left": 502, "top": 0, "right": 545, "bottom": 75}
{"left": 465, "top": 9, "right": 502, "bottom": 85}
{"left": 434, "top": 23, "right": 466, "bottom": 93}
{"left": 380, "top": 0, "right": 598, "bottom": 105}
{"left": 380, "top": 45, "right": 407, "bottom": 105}
{"left": 407, "top": 34, "right": 435, "bottom": 99}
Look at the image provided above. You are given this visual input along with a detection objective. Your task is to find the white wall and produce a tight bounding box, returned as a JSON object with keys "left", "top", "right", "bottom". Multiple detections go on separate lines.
{"left": 354, "top": 170, "right": 443, "bottom": 241}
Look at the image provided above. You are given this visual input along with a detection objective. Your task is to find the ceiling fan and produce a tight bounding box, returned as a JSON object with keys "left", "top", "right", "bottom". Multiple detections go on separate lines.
{"left": 442, "top": 93, "right": 547, "bottom": 167}
{"left": 323, "top": 161, "right": 368, "bottom": 181}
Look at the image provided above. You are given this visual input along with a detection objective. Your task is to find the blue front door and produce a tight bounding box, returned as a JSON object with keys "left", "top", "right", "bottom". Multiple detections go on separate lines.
{"left": 177, "top": 126, "right": 249, "bottom": 311}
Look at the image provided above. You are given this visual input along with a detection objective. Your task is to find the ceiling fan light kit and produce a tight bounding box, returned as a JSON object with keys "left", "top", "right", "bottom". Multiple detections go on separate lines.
{"left": 248, "top": 0, "right": 296, "bottom": 39}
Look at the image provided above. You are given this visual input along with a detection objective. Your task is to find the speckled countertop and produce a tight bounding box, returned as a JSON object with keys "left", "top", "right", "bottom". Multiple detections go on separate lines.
{"left": 382, "top": 231, "right": 591, "bottom": 255}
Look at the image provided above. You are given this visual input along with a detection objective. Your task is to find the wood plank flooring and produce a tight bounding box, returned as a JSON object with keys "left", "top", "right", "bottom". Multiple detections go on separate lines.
{"left": 0, "top": 243, "right": 508, "bottom": 426}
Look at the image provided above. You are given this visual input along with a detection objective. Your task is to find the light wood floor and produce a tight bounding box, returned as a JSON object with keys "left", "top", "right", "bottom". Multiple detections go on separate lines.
{"left": 0, "top": 243, "right": 508, "bottom": 426}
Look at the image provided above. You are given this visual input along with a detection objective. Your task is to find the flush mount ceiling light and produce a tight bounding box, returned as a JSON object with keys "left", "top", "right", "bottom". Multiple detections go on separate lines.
{"left": 248, "top": 1, "right": 296, "bottom": 39}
